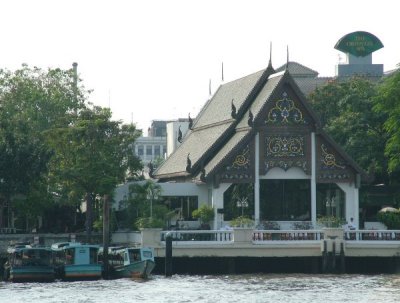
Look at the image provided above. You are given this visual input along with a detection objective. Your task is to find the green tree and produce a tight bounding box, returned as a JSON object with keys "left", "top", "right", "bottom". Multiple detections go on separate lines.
{"left": 125, "top": 180, "right": 168, "bottom": 229}
{"left": 309, "top": 77, "right": 389, "bottom": 183}
{"left": 46, "top": 106, "right": 142, "bottom": 240}
{"left": 373, "top": 68, "right": 400, "bottom": 175}
{"left": 0, "top": 64, "right": 85, "bottom": 229}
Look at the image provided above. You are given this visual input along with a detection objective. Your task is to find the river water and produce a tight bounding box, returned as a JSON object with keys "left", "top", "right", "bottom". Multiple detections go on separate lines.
{"left": 1, "top": 274, "right": 400, "bottom": 303}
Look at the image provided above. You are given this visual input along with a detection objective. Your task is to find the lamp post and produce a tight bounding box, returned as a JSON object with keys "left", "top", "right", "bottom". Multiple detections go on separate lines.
{"left": 236, "top": 197, "right": 249, "bottom": 216}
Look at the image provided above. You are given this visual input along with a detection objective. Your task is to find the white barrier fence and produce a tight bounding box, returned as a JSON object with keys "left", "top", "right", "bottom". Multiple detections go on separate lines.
{"left": 159, "top": 229, "right": 400, "bottom": 245}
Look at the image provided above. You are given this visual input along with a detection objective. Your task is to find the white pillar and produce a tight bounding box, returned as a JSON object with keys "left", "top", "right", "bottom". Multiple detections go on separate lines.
{"left": 255, "top": 133, "right": 260, "bottom": 225}
{"left": 311, "top": 132, "right": 317, "bottom": 227}
{"left": 211, "top": 183, "right": 230, "bottom": 229}
{"left": 353, "top": 186, "right": 359, "bottom": 229}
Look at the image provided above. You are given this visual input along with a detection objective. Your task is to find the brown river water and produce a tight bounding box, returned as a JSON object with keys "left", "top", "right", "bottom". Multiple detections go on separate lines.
{"left": 1, "top": 274, "right": 400, "bottom": 303}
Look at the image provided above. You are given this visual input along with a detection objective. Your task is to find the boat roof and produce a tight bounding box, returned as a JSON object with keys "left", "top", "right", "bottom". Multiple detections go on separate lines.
{"left": 51, "top": 242, "right": 100, "bottom": 250}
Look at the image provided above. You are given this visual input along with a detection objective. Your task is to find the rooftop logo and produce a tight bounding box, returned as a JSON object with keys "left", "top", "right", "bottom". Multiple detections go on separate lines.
{"left": 334, "top": 31, "right": 383, "bottom": 57}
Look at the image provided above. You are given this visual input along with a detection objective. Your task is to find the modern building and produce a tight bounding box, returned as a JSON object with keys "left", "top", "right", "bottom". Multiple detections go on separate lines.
{"left": 133, "top": 119, "right": 192, "bottom": 172}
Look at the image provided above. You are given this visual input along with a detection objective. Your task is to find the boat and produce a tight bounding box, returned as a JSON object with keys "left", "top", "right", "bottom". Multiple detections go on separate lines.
{"left": 3, "top": 245, "right": 55, "bottom": 282}
{"left": 51, "top": 242, "right": 102, "bottom": 280}
{"left": 105, "top": 246, "right": 155, "bottom": 279}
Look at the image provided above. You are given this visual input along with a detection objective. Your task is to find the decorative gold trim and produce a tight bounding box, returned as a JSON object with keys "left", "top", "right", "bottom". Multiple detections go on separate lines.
{"left": 266, "top": 92, "right": 305, "bottom": 124}
{"left": 321, "top": 144, "right": 345, "bottom": 169}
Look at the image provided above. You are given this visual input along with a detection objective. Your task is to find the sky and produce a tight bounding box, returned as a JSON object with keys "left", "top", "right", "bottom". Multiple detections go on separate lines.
{"left": 0, "top": 0, "right": 398, "bottom": 134}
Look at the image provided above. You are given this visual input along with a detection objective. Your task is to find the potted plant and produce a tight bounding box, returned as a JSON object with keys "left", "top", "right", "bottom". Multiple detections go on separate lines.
{"left": 192, "top": 204, "right": 214, "bottom": 230}
{"left": 230, "top": 216, "right": 254, "bottom": 228}
{"left": 317, "top": 215, "right": 346, "bottom": 228}
{"left": 317, "top": 215, "right": 346, "bottom": 240}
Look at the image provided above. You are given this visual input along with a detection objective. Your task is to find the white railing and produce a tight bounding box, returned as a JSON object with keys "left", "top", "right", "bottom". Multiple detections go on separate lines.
{"left": 344, "top": 230, "right": 400, "bottom": 241}
{"left": 253, "top": 230, "right": 324, "bottom": 242}
{"left": 160, "top": 230, "right": 233, "bottom": 243}
{"left": 158, "top": 229, "right": 400, "bottom": 245}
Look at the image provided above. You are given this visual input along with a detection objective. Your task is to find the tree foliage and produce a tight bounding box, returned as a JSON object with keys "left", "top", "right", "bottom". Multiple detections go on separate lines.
{"left": 46, "top": 106, "right": 142, "bottom": 237}
{"left": 0, "top": 64, "right": 86, "bottom": 229}
{"left": 309, "top": 77, "right": 389, "bottom": 183}
{"left": 373, "top": 69, "right": 400, "bottom": 174}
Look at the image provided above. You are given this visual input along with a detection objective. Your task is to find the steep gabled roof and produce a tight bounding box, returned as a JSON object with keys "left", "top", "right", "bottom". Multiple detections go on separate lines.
{"left": 155, "top": 62, "right": 367, "bottom": 182}
{"left": 155, "top": 62, "right": 275, "bottom": 179}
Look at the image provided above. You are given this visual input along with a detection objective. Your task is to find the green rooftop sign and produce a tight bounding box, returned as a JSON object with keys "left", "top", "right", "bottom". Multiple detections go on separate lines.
{"left": 334, "top": 31, "right": 383, "bottom": 57}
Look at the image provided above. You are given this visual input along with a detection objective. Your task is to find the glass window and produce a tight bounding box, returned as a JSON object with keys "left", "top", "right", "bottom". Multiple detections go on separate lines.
{"left": 146, "top": 145, "right": 152, "bottom": 156}
{"left": 316, "top": 183, "right": 345, "bottom": 220}
{"left": 260, "top": 179, "right": 311, "bottom": 221}
{"left": 137, "top": 146, "right": 143, "bottom": 156}
{"left": 223, "top": 183, "right": 254, "bottom": 221}
{"left": 161, "top": 196, "right": 198, "bottom": 221}
{"left": 154, "top": 146, "right": 160, "bottom": 156}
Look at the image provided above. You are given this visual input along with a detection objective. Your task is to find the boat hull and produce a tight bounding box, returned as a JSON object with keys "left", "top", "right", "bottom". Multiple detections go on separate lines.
{"left": 61, "top": 264, "right": 103, "bottom": 281}
{"left": 111, "top": 260, "right": 155, "bottom": 279}
{"left": 9, "top": 266, "right": 55, "bottom": 282}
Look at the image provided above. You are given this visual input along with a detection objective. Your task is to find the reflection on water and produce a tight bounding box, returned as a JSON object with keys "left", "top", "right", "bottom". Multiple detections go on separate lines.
{"left": 1, "top": 274, "right": 400, "bottom": 303}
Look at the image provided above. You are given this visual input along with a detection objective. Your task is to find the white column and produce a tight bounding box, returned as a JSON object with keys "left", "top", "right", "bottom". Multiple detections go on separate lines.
{"left": 311, "top": 132, "right": 317, "bottom": 227}
{"left": 255, "top": 133, "right": 260, "bottom": 225}
{"left": 211, "top": 183, "right": 230, "bottom": 229}
{"left": 353, "top": 186, "right": 359, "bottom": 229}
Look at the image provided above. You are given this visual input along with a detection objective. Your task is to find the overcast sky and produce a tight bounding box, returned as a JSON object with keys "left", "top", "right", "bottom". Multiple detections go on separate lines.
{"left": 1, "top": 0, "right": 398, "bottom": 134}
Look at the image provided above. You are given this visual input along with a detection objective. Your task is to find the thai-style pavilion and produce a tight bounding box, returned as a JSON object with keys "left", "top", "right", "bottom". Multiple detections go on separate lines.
{"left": 154, "top": 56, "right": 366, "bottom": 230}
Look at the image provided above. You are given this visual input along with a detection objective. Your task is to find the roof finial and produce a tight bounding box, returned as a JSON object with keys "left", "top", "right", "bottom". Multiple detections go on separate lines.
{"left": 188, "top": 113, "right": 193, "bottom": 130}
{"left": 209, "top": 79, "right": 212, "bottom": 96}
{"left": 286, "top": 45, "right": 289, "bottom": 70}
{"left": 221, "top": 62, "right": 224, "bottom": 82}
{"left": 269, "top": 41, "right": 272, "bottom": 65}
{"left": 177, "top": 125, "right": 183, "bottom": 143}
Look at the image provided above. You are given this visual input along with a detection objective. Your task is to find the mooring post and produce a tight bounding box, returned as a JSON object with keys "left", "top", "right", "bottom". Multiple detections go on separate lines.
{"left": 102, "top": 194, "right": 110, "bottom": 279}
{"left": 332, "top": 240, "right": 336, "bottom": 272}
{"left": 340, "top": 242, "right": 346, "bottom": 274}
{"left": 322, "top": 240, "right": 327, "bottom": 273}
{"left": 165, "top": 233, "right": 173, "bottom": 277}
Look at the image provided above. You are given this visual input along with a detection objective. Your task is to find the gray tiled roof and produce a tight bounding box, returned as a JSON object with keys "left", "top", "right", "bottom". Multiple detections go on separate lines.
{"left": 202, "top": 129, "right": 251, "bottom": 177}
{"left": 155, "top": 123, "right": 231, "bottom": 178}
{"left": 194, "top": 70, "right": 264, "bottom": 129}
{"left": 155, "top": 62, "right": 365, "bottom": 181}
{"left": 155, "top": 69, "right": 267, "bottom": 179}
{"left": 236, "top": 71, "right": 284, "bottom": 129}
{"left": 294, "top": 77, "right": 333, "bottom": 96}
{"left": 275, "top": 61, "right": 319, "bottom": 77}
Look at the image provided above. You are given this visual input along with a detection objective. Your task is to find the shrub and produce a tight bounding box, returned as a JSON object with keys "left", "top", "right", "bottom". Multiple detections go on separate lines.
{"left": 135, "top": 217, "right": 164, "bottom": 229}
{"left": 377, "top": 211, "right": 400, "bottom": 229}
{"left": 230, "top": 216, "right": 254, "bottom": 228}
{"left": 317, "top": 216, "right": 346, "bottom": 228}
{"left": 192, "top": 204, "right": 214, "bottom": 224}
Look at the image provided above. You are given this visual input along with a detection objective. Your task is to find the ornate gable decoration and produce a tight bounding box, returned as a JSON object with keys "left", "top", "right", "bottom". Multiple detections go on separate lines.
{"left": 264, "top": 135, "right": 308, "bottom": 173}
{"left": 317, "top": 141, "right": 353, "bottom": 182}
{"left": 219, "top": 144, "right": 254, "bottom": 183}
{"left": 266, "top": 92, "right": 308, "bottom": 125}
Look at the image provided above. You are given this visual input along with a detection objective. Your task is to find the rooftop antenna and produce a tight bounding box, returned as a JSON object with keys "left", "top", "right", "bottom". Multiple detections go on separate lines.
{"left": 209, "top": 79, "right": 212, "bottom": 96}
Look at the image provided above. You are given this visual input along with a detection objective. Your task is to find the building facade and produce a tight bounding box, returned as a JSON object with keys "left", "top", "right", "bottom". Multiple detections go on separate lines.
{"left": 154, "top": 57, "right": 367, "bottom": 230}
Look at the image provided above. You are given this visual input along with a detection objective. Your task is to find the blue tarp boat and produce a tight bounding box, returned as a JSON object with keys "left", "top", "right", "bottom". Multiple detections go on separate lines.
{"left": 4, "top": 245, "right": 55, "bottom": 282}
{"left": 51, "top": 242, "right": 102, "bottom": 280}
{"left": 106, "top": 246, "right": 155, "bottom": 279}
